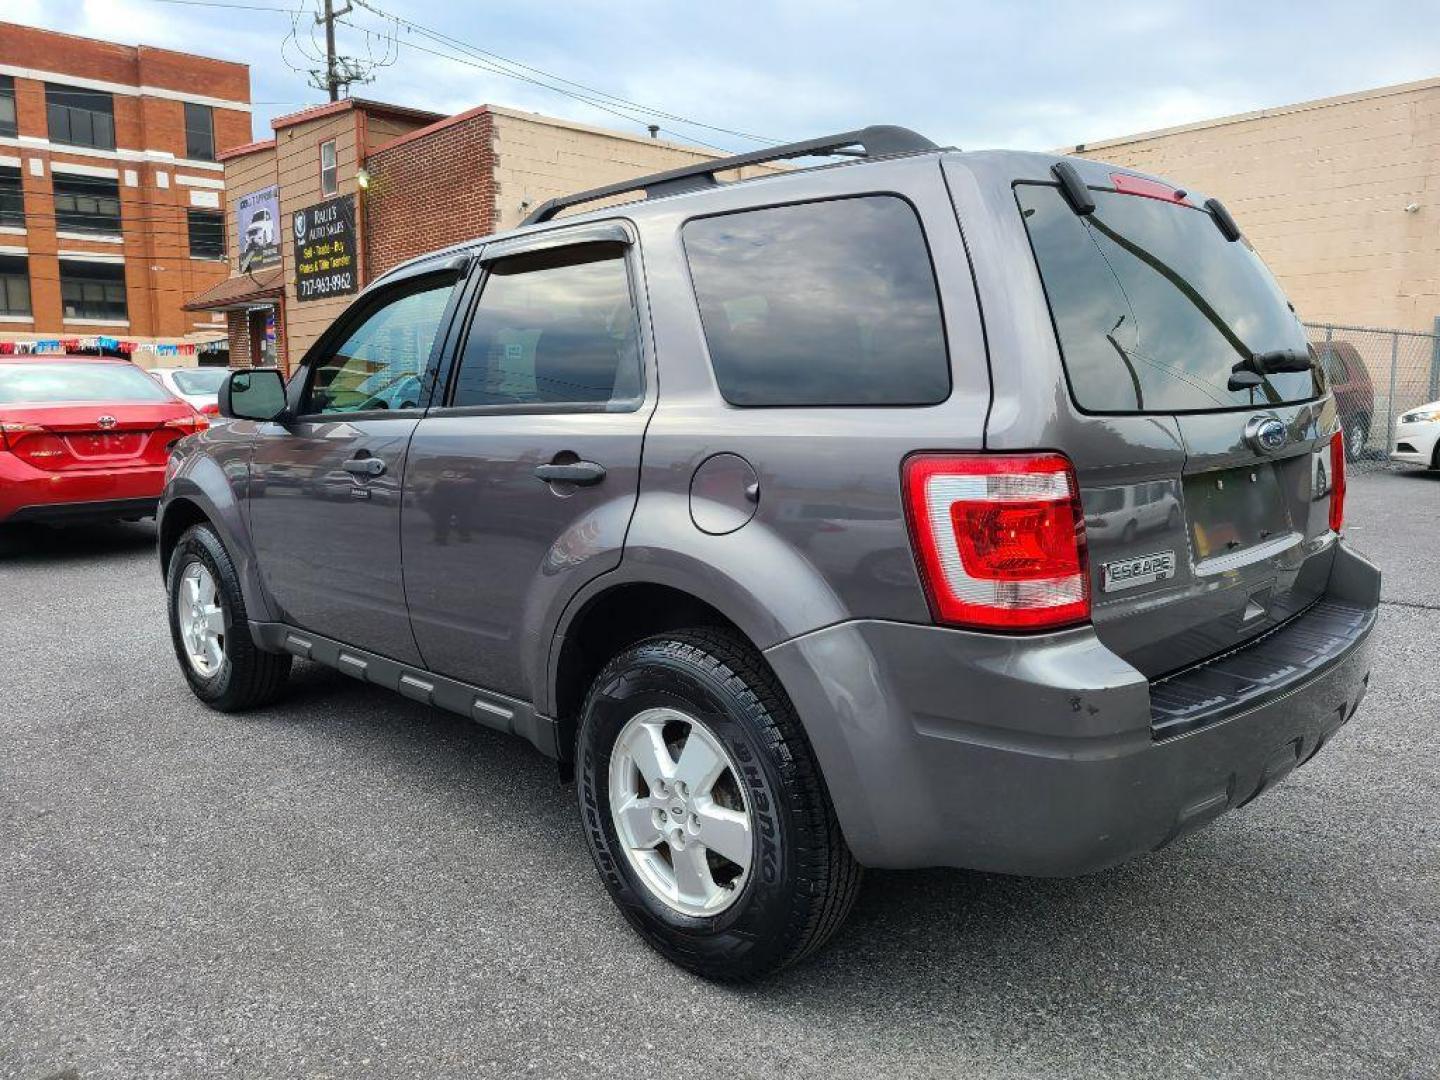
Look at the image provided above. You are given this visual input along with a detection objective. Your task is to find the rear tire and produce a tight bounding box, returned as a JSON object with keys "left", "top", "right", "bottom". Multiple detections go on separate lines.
{"left": 576, "top": 628, "right": 861, "bottom": 980}
{"left": 166, "top": 522, "right": 291, "bottom": 711}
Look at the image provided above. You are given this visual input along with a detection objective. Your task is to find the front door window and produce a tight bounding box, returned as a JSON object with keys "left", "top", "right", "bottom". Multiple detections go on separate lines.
{"left": 306, "top": 280, "right": 454, "bottom": 414}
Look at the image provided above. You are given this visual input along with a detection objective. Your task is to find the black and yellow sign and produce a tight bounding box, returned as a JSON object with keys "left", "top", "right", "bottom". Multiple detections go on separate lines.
{"left": 293, "top": 195, "right": 357, "bottom": 302}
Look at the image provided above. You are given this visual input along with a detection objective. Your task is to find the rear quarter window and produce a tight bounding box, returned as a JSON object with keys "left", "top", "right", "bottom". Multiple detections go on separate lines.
{"left": 682, "top": 195, "right": 949, "bottom": 407}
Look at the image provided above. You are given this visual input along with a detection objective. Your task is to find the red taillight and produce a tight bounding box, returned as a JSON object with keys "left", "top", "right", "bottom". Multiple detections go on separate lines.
{"left": 0, "top": 421, "right": 44, "bottom": 452}
{"left": 164, "top": 413, "right": 209, "bottom": 434}
{"left": 902, "top": 453, "right": 1091, "bottom": 631}
{"left": 1329, "top": 431, "right": 1346, "bottom": 533}
{"left": 199, "top": 402, "right": 221, "bottom": 416}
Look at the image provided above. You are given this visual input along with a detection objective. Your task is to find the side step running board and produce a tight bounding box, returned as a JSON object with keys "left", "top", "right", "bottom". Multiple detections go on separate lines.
{"left": 249, "top": 621, "right": 561, "bottom": 759}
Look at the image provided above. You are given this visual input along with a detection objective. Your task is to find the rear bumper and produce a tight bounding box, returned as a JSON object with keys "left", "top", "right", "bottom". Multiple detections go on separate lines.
{"left": 0, "top": 452, "right": 165, "bottom": 524}
{"left": 764, "top": 542, "right": 1380, "bottom": 874}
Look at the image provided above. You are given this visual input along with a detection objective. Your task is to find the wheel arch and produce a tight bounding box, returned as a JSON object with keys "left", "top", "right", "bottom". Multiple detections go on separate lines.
{"left": 549, "top": 581, "right": 748, "bottom": 754}
{"left": 159, "top": 465, "right": 276, "bottom": 627}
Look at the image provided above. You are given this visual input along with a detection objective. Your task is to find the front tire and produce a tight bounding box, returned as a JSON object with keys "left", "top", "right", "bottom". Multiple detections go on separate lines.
{"left": 576, "top": 629, "right": 861, "bottom": 980}
{"left": 166, "top": 523, "right": 291, "bottom": 711}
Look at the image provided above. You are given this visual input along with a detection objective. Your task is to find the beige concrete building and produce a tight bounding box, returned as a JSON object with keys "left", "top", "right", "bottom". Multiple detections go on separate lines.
{"left": 1069, "top": 77, "right": 1440, "bottom": 334}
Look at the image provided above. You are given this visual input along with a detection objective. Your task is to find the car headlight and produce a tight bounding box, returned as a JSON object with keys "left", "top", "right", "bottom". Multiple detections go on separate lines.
{"left": 1400, "top": 409, "right": 1440, "bottom": 424}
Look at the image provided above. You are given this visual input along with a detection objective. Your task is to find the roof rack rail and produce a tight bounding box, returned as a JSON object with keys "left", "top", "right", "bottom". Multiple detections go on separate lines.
{"left": 520, "top": 125, "right": 940, "bottom": 226}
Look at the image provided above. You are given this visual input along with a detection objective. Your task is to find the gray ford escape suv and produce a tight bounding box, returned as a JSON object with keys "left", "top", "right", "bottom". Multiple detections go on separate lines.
{"left": 159, "top": 126, "right": 1379, "bottom": 980}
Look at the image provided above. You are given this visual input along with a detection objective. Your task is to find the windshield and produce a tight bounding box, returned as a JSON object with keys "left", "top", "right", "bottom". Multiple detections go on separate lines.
{"left": 0, "top": 362, "right": 174, "bottom": 405}
{"left": 1017, "top": 183, "right": 1321, "bottom": 413}
{"left": 171, "top": 368, "right": 228, "bottom": 396}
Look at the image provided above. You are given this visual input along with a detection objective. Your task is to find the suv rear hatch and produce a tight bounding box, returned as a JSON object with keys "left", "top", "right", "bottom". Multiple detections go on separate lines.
{"left": 1012, "top": 170, "right": 1339, "bottom": 682}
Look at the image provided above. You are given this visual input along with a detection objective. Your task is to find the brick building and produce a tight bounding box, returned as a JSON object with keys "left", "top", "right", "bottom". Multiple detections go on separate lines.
{"left": 1070, "top": 76, "right": 1440, "bottom": 334}
{"left": 0, "top": 21, "right": 252, "bottom": 362}
{"left": 186, "top": 101, "right": 774, "bottom": 371}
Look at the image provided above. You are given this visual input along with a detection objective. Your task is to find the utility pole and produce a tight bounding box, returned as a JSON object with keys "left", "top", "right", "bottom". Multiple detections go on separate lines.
{"left": 316, "top": 0, "right": 353, "bottom": 102}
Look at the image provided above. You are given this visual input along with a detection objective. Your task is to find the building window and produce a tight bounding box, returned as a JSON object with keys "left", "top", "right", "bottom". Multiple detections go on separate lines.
{"left": 319, "top": 139, "right": 337, "bottom": 197}
{"left": 46, "top": 84, "right": 116, "bottom": 151}
{"left": 53, "top": 175, "right": 122, "bottom": 236}
{"left": 187, "top": 209, "right": 225, "bottom": 259}
{"left": 0, "top": 76, "right": 16, "bottom": 140}
{"left": 0, "top": 255, "right": 31, "bottom": 317}
{"left": 184, "top": 102, "right": 215, "bottom": 161}
{"left": 0, "top": 166, "right": 23, "bottom": 229}
{"left": 60, "top": 261, "right": 128, "bottom": 322}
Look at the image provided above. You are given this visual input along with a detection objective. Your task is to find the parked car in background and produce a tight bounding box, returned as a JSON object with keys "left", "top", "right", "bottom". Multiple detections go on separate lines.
{"left": 0, "top": 357, "right": 207, "bottom": 525}
{"left": 148, "top": 366, "right": 228, "bottom": 420}
{"left": 158, "top": 127, "right": 1379, "bottom": 979}
{"left": 1391, "top": 400, "right": 1440, "bottom": 469}
{"left": 1312, "top": 340, "right": 1375, "bottom": 461}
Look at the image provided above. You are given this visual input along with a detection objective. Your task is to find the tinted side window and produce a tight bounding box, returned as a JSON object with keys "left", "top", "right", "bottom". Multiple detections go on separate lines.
{"left": 306, "top": 279, "right": 454, "bottom": 414}
{"left": 682, "top": 196, "right": 949, "bottom": 407}
{"left": 451, "top": 243, "right": 641, "bottom": 408}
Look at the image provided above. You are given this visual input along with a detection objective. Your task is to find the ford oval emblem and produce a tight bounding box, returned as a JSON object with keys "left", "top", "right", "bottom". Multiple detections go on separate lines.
{"left": 1244, "top": 415, "right": 1288, "bottom": 454}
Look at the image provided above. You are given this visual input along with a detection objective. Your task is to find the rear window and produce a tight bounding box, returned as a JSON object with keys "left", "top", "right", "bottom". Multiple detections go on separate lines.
{"left": 171, "top": 368, "right": 228, "bottom": 395}
{"left": 0, "top": 362, "right": 173, "bottom": 405}
{"left": 1017, "top": 183, "right": 1321, "bottom": 413}
{"left": 683, "top": 196, "right": 949, "bottom": 406}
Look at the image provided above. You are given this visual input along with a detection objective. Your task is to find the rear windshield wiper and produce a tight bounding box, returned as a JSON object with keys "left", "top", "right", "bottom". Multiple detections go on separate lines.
{"left": 1249, "top": 348, "right": 1314, "bottom": 373}
{"left": 1228, "top": 349, "right": 1311, "bottom": 395}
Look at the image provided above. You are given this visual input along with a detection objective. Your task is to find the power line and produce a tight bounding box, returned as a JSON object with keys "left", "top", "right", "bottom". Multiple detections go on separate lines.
{"left": 350, "top": 0, "right": 782, "bottom": 146}
{"left": 142, "top": 0, "right": 786, "bottom": 151}
{"left": 149, "top": 0, "right": 299, "bottom": 11}
{"left": 336, "top": 17, "right": 738, "bottom": 154}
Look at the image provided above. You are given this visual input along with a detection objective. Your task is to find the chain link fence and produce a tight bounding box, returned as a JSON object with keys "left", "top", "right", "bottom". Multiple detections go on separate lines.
{"left": 1305, "top": 321, "right": 1440, "bottom": 471}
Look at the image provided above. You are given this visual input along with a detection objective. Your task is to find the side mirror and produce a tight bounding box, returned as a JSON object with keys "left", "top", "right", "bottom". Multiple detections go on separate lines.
{"left": 220, "top": 368, "right": 289, "bottom": 422}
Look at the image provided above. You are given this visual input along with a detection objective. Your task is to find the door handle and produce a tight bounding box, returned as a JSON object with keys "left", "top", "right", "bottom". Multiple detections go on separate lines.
{"left": 534, "top": 461, "right": 606, "bottom": 486}
{"left": 344, "top": 456, "right": 386, "bottom": 478}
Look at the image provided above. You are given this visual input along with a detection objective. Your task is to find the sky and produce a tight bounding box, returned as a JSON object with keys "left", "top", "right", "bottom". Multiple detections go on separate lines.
{"left": 8, "top": 0, "right": 1440, "bottom": 156}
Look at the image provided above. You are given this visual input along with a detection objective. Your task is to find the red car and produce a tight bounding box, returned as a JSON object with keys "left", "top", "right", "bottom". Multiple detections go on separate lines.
{"left": 0, "top": 357, "right": 207, "bottom": 526}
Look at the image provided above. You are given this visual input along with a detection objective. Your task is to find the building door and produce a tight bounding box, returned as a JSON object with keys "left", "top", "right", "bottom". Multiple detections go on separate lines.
{"left": 401, "top": 229, "right": 651, "bottom": 701}
{"left": 247, "top": 269, "right": 463, "bottom": 663}
{"left": 248, "top": 306, "right": 279, "bottom": 369}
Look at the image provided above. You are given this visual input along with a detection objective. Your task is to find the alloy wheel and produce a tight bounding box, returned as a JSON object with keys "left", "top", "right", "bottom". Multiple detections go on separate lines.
{"left": 608, "top": 707, "right": 753, "bottom": 917}
{"left": 177, "top": 561, "right": 226, "bottom": 677}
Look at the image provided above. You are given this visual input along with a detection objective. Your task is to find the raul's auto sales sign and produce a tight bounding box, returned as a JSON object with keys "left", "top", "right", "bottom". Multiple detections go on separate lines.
{"left": 293, "top": 195, "right": 357, "bottom": 302}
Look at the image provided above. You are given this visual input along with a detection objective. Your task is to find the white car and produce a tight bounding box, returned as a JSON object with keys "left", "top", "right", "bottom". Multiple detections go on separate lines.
{"left": 1392, "top": 400, "right": 1440, "bottom": 469}
{"left": 148, "top": 367, "right": 228, "bottom": 418}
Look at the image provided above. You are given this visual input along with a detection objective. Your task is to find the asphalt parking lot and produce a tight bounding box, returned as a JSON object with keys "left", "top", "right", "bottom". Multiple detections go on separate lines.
{"left": 2, "top": 470, "right": 1438, "bottom": 1080}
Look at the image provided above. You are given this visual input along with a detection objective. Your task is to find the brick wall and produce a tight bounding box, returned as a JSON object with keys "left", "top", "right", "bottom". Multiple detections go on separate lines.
{"left": 1072, "top": 78, "right": 1440, "bottom": 333}
{"left": 226, "top": 308, "right": 253, "bottom": 367}
{"left": 0, "top": 21, "right": 252, "bottom": 344}
{"left": 365, "top": 109, "right": 496, "bottom": 278}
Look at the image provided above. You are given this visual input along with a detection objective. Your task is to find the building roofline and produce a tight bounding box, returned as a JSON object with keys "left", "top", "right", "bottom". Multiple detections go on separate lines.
{"left": 367, "top": 105, "right": 492, "bottom": 158}
{"left": 217, "top": 138, "right": 276, "bottom": 162}
{"left": 271, "top": 97, "right": 445, "bottom": 133}
{"left": 485, "top": 104, "right": 734, "bottom": 159}
{"left": 0, "top": 20, "right": 248, "bottom": 75}
{"left": 1069, "top": 74, "right": 1440, "bottom": 153}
